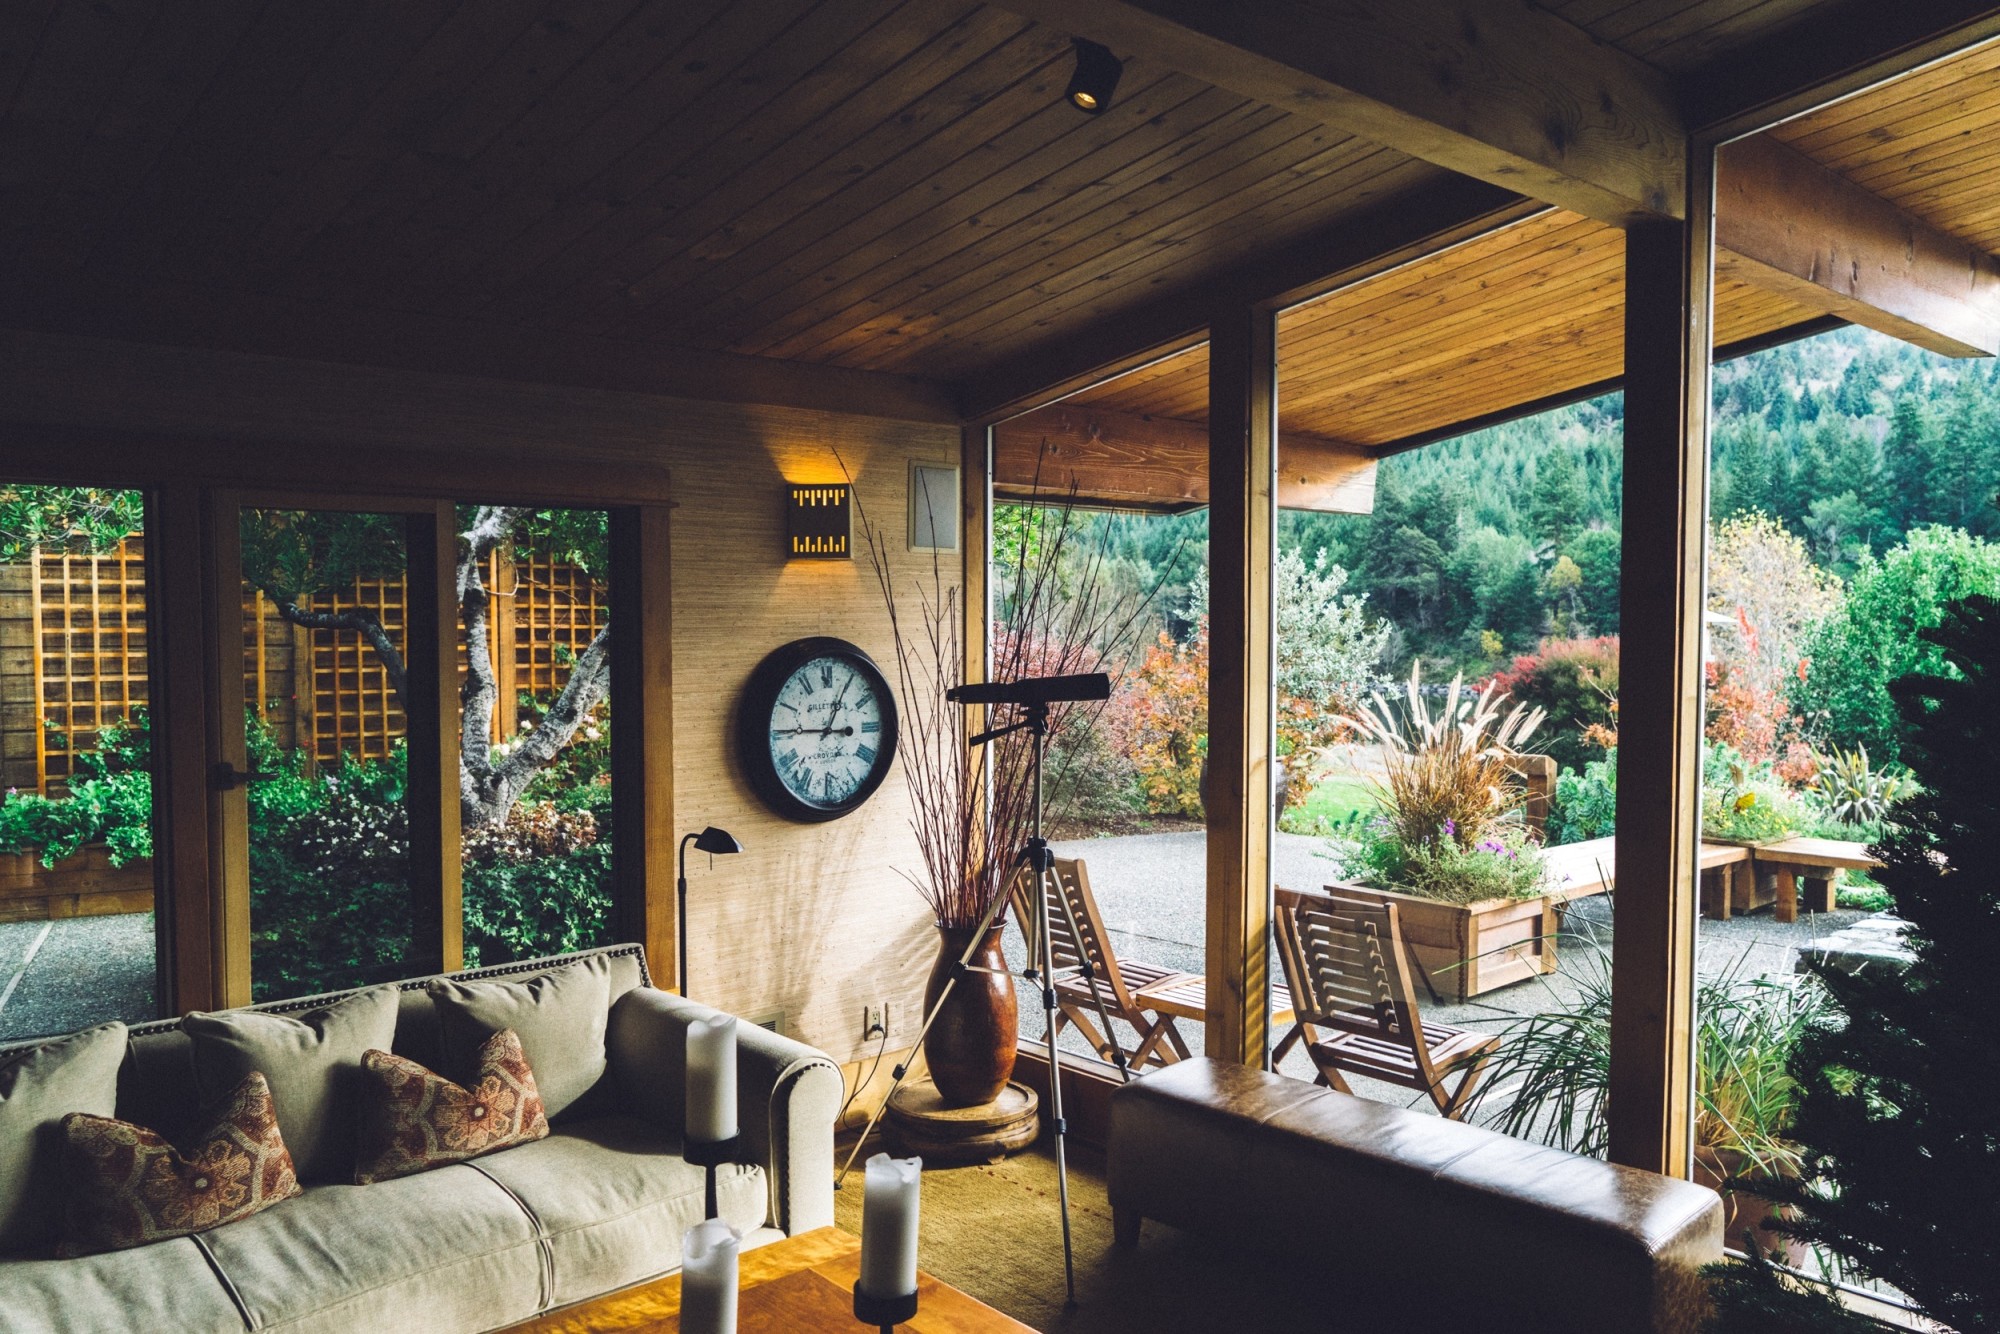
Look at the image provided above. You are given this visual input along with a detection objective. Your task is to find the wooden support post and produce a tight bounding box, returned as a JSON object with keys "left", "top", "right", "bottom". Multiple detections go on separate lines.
{"left": 202, "top": 493, "right": 253, "bottom": 1010}
{"left": 1610, "top": 148, "right": 1715, "bottom": 1180}
{"left": 1806, "top": 874, "right": 1837, "bottom": 915}
{"left": 149, "top": 486, "right": 217, "bottom": 1015}
{"left": 962, "top": 425, "right": 992, "bottom": 691}
{"left": 404, "top": 504, "right": 462, "bottom": 974}
{"left": 610, "top": 506, "right": 676, "bottom": 984}
{"left": 1205, "top": 303, "right": 1278, "bottom": 1067}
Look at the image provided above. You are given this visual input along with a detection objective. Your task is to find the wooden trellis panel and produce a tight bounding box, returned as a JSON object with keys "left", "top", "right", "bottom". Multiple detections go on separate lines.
{"left": 3, "top": 541, "right": 606, "bottom": 790}
{"left": 21, "top": 539, "right": 150, "bottom": 795}
{"left": 509, "top": 547, "right": 609, "bottom": 708}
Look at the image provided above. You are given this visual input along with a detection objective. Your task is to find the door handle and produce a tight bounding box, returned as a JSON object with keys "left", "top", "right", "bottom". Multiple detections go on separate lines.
{"left": 212, "top": 762, "right": 275, "bottom": 791}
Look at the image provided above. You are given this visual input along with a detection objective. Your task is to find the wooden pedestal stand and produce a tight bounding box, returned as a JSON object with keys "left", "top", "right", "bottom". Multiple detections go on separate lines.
{"left": 886, "top": 1078, "right": 1039, "bottom": 1166}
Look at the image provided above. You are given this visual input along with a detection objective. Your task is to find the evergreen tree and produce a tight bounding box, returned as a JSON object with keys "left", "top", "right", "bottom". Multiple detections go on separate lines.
{"left": 1884, "top": 396, "right": 1945, "bottom": 534}
{"left": 1528, "top": 447, "right": 1588, "bottom": 548}
{"left": 1715, "top": 595, "right": 2000, "bottom": 1333}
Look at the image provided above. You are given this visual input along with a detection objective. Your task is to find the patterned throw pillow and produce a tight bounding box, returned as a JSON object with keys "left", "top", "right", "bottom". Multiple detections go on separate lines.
{"left": 354, "top": 1028, "right": 548, "bottom": 1184}
{"left": 60, "top": 1071, "right": 301, "bottom": 1257}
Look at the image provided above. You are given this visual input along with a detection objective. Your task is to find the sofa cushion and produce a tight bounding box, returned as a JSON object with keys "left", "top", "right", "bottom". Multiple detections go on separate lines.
{"left": 354, "top": 1028, "right": 548, "bottom": 1184}
{"left": 182, "top": 985, "right": 399, "bottom": 1183}
{"left": 61, "top": 1071, "right": 302, "bottom": 1257}
{"left": 428, "top": 954, "right": 610, "bottom": 1120}
{"left": 0, "top": 1020, "right": 125, "bottom": 1254}
{"left": 0, "top": 1235, "right": 247, "bottom": 1333}
{"left": 468, "top": 1115, "right": 767, "bottom": 1307}
{"left": 198, "top": 1163, "right": 544, "bottom": 1334}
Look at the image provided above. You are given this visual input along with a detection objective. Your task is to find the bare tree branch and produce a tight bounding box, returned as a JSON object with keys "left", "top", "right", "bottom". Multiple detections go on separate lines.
{"left": 268, "top": 598, "right": 409, "bottom": 706}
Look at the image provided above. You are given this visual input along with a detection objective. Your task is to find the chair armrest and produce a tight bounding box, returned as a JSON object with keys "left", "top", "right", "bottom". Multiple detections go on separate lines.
{"left": 607, "top": 987, "right": 843, "bottom": 1235}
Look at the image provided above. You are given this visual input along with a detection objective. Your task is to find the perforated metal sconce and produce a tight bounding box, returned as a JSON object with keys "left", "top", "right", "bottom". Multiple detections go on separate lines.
{"left": 786, "top": 483, "right": 851, "bottom": 559}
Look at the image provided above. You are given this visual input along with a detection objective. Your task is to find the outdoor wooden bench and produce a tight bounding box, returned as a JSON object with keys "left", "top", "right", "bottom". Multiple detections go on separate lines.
{"left": 1109, "top": 1058, "right": 1724, "bottom": 1334}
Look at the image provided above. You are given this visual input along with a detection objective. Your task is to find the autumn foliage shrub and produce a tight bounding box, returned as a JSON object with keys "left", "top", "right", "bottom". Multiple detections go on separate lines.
{"left": 1107, "top": 621, "right": 1209, "bottom": 818}
{"left": 1486, "top": 636, "right": 1619, "bottom": 773}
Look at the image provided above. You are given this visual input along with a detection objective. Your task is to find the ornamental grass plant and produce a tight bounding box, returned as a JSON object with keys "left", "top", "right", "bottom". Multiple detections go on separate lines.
{"left": 1334, "top": 663, "right": 1549, "bottom": 902}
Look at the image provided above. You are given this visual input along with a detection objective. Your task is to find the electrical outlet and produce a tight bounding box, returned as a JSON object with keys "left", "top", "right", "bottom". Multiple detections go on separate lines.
{"left": 864, "top": 1003, "right": 888, "bottom": 1040}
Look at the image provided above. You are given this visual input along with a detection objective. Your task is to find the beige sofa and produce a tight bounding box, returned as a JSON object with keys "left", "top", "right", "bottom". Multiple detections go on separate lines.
{"left": 0, "top": 944, "right": 842, "bottom": 1333}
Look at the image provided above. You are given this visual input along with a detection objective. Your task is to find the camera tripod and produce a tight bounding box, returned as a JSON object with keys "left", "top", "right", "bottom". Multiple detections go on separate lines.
{"left": 836, "top": 695, "right": 1132, "bottom": 1308}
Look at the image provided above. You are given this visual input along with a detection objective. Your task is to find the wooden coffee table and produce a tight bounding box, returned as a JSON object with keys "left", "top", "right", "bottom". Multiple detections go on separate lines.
{"left": 499, "top": 1226, "right": 1037, "bottom": 1332}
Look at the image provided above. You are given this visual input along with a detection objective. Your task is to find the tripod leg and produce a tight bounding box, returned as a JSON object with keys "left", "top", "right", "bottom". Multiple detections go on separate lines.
{"left": 835, "top": 886, "right": 1015, "bottom": 1188}
{"left": 1035, "top": 858, "right": 1080, "bottom": 1308}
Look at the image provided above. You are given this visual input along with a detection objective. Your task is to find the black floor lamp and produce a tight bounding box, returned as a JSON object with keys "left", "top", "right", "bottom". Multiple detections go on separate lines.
{"left": 677, "top": 826, "right": 743, "bottom": 998}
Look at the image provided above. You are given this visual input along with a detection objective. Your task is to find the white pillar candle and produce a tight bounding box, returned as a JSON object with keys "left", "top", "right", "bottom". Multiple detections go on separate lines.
{"left": 686, "top": 1015, "right": 738, "bottom": 1144}
{"left": 680, "top": 1218, "right": 739, "bottom": 1334}
{"left": 857, "top": 1152, "right": 922, "bottom": 1299}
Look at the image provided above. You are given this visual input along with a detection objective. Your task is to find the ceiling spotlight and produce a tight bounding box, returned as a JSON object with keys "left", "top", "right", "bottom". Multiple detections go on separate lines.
{"left": 1066, "top": 39, "right": 1123, "bottom": 115}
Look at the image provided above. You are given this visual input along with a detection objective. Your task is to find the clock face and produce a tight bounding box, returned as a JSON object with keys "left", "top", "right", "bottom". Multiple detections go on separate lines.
{"left": 738, "top": 638, "right": 898, "bottom": 822}
{"left": 768, "top": 656, "right": 886, "bottom": 809}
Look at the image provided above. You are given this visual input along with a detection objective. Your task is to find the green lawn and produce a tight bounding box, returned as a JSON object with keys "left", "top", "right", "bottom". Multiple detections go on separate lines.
{"left": 1281, "top": 772, "right": 1381, "bottom": 834}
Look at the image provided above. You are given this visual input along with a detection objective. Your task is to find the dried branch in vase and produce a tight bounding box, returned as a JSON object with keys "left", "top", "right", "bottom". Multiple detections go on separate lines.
{"left": 849, "top": 446, "right": 1178, "bottom": 928}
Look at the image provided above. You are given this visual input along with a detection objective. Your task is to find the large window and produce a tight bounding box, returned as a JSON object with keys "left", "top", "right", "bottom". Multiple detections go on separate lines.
{"left": 0, "top": 486, "right": 158, "bottom": 1041}
{"left": 454, "top": 506, "right": 614, "bottom": 969}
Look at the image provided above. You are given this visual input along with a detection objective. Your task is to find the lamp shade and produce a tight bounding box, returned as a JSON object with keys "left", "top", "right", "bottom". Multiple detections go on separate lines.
{"left": 691, "top": 826, "right": 743, "bottom": 856}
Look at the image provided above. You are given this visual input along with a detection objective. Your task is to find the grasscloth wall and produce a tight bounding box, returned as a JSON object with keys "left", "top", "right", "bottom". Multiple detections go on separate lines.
{"left": 0, "top": 328, "right": 957, "bottom": 1065}
{"left": 668, "top": 406, "right": 956, "bottom": 1064}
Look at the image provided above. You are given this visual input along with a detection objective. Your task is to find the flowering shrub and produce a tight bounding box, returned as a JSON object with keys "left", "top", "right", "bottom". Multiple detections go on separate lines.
{"left": 1344, "top": 819, "right": 1546, "bottom": 904}
{"left": 463, "top": 802, "right": 599, "bottom": 866}
{"left": 1700, "top": 743, "right": 1800, "bottom": 843}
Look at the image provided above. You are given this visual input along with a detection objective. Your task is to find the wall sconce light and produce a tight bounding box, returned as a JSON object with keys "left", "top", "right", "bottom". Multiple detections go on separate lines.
{"left": 1065, "top": 39, "right": 1123, "bottom": 115}
{"left": 787, "top": 483, "right": 851, "bottom": 559}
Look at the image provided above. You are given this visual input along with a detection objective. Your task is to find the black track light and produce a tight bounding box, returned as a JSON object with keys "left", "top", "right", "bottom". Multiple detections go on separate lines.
{"left": 1065, "top": 39, "right": 1123, "bottom": 115}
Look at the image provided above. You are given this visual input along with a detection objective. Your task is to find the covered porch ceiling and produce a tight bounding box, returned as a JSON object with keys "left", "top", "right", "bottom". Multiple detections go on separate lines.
{"left": 2, "top": 2, "right": 1999, "bottom": 472}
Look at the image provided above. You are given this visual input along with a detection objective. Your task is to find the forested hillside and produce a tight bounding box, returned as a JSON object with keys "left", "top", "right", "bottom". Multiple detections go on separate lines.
{"left": 1074, "top": 325, "right": 2000, "bottom": 677}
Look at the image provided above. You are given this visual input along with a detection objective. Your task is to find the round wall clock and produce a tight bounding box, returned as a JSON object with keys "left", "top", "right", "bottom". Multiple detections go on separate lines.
{"left": 736, "top": 637, "right": 899, "bottom": 822}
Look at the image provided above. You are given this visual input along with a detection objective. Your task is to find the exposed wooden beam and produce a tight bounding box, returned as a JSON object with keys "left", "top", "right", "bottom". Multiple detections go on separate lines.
{"left": 993, "top": 404, "right": 1375, "bottom": 513}
{"left": 963, "top": 175, "right": 1538, "bottom": 424}
{"left": 1204, "top": 302, "right": 1278, "bottom": 1069}
{"left": 1609, "top": 155, "right": 1714, "bottom": 1181}
{"left": 991, "top": 0, "right": 1684, "bottom": 225}
{"left": 1718, "top": 135, "right": 2000, "bottom": 358}
{"left": 0, "top": 279, "right": 962, "bottom": 425}
{"left": 1685, "top": 2, "right": 2000, "bottom": 139}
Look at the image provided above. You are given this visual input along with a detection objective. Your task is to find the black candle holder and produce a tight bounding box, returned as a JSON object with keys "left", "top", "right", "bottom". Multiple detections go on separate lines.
{"left": 852, "top": 1284, "right": 918, "bottom": 1331}
{"left": 684, "top": 1133, "right": 740, "bottom": 1219}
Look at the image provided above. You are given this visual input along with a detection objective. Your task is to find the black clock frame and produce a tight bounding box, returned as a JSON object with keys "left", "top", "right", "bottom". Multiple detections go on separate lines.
{"left": 736, "top": 636, "right": 899, "bottom": 823}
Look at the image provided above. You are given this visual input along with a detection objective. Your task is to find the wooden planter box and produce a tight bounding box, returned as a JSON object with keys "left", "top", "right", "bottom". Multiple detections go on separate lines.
{"left": 0, "top": 845, "right": 154, "bottom": 922}
{"left": 1328, "top": 881, "right": 1558, "bottom": 1004}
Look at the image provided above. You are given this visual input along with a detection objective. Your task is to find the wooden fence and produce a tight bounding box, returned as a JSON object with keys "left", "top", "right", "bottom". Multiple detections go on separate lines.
{"left": 2, "top": 538, "right": 607, "bottom": 794}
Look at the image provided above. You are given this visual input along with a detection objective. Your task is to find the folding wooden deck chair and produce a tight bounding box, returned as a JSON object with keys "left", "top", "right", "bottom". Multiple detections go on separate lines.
{"left": 1012, "top": 857, "right": 1293, "bottom": 1071}
{"left": 1272, "top": 886, "right": 1499, "bottom": 1119}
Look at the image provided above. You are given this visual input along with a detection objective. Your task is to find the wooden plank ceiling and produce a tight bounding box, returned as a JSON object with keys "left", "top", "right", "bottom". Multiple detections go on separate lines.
{"left": 0, "top": 0, "right": 1446, "bottom": 387}
{"left": 1537, "top": 0, "right": 1826, "bottom": 74}
{"left": 0, "top": 0, "right": 1990, "bottom": 447}
{"left": 1070, "top": 33, "right": 2000, "bottom": 451}
{"left": 1066, "top": 210, "right": 1821, "bottom": 448}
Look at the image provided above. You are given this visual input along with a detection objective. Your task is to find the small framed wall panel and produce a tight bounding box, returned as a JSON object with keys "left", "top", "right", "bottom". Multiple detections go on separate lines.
{"left": 908, "top": 461, "right": 959, "bottom": 552}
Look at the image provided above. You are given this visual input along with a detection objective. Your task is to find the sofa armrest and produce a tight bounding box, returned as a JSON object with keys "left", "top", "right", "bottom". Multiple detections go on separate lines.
{"left": 607, "top": 987, "right": 842, "bottom": 1235}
